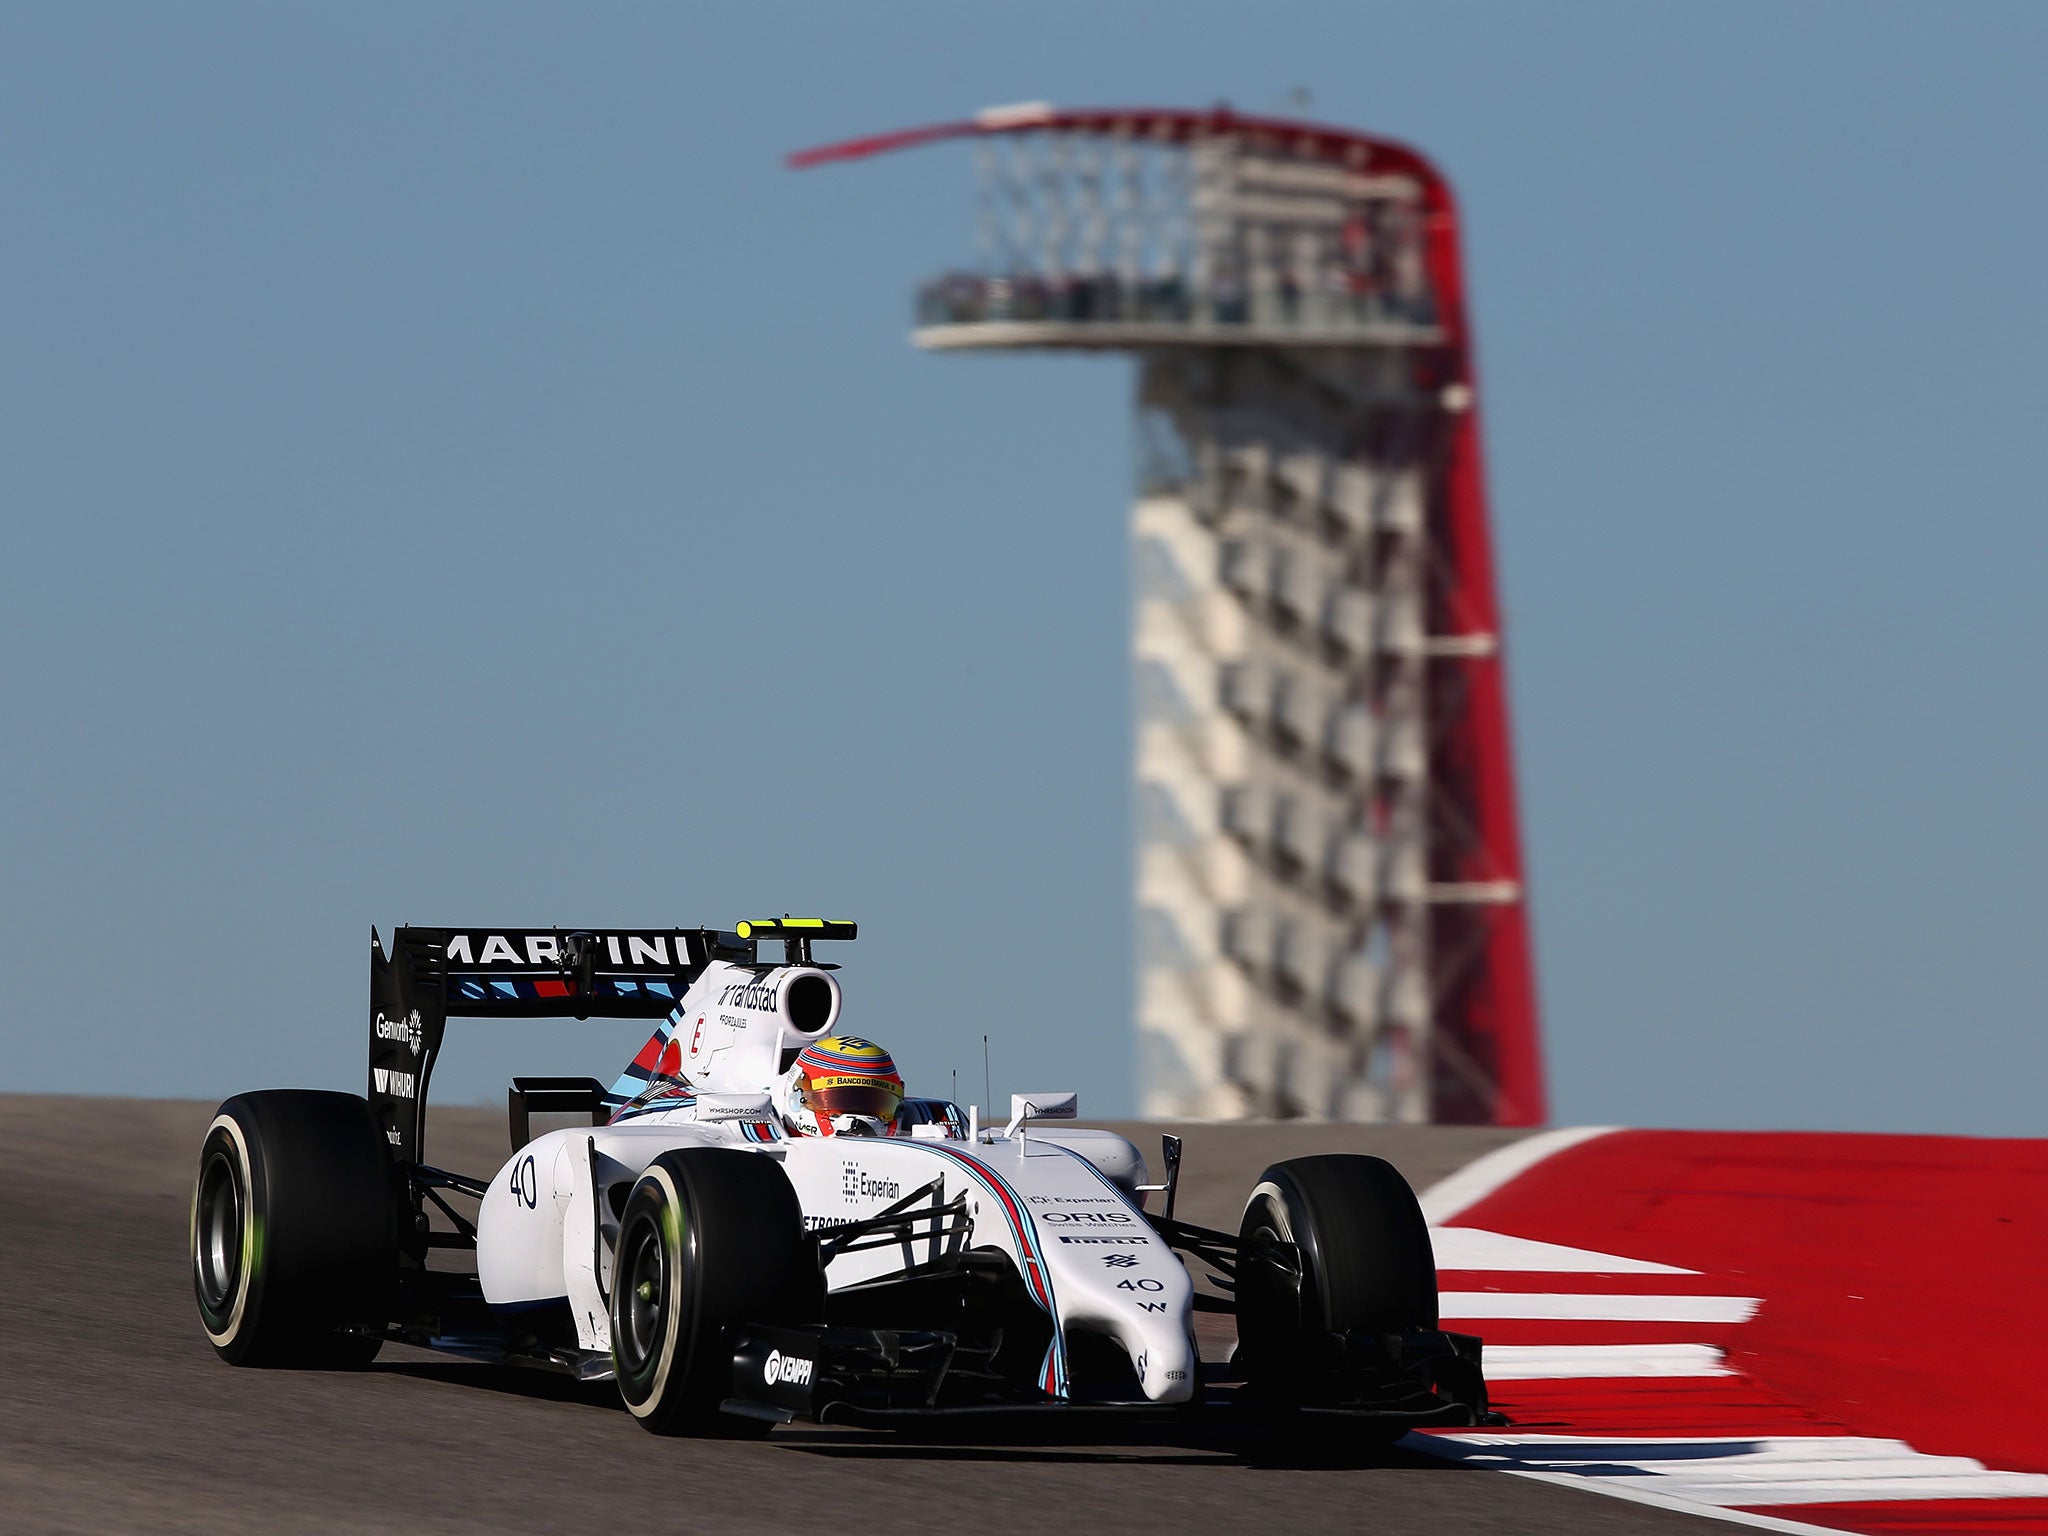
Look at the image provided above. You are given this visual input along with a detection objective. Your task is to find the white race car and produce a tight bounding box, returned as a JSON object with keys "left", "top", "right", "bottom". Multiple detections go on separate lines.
{"left": 191, "top": 920, "right": 1492, "bottom": 1437}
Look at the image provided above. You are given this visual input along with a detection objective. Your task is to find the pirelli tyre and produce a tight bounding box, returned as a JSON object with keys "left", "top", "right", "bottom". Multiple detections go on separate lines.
{"left": 610, "top": 1147, "right": 820, "bottom": 1436}
{"left": 1234, "top": 1153, "right": 1437, "bottom": 1396}
{"left": 192, "top": 1090, "right": 398, "bottom": 1367}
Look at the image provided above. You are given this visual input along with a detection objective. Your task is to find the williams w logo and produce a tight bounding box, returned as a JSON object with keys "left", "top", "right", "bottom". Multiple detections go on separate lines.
{"left": 372, "top": 1066, "right": 417, "bottom": 1100}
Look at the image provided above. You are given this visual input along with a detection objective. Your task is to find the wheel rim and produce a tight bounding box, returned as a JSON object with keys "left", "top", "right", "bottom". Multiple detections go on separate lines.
{"left": 196, "top": 1146, "right": 243, "bottom": 1311}
{"left": 615, "top": 1213, "right": 668, "bottom": 1376}
{"left": 1240, "top": 1188, "right": 1315, "bottom": 1374}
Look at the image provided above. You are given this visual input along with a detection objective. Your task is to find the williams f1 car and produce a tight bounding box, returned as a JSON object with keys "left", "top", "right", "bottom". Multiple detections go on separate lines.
{"left": 191, "top": 920, "right": 1493, "bottom": 1437}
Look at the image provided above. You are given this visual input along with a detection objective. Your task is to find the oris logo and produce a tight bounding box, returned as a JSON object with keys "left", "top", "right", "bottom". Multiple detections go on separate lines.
{"left": 763, "top": 1349, "right": 814, "bottom": 1388}
{"left": 1038, "top": 1210, "right": 1133, "bottom": 1224}
{"left": 374, "top": 1009, "right": 423, "bottom": 1056}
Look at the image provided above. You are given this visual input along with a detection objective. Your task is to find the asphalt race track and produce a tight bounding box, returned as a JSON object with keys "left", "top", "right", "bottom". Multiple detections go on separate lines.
{"left": 0, "top": 1095, "right": 1735, "bottom": 1536}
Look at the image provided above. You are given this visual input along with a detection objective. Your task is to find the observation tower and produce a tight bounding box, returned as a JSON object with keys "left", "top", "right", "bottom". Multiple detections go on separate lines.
{"left": 794, "top": 104, "right": 1543, "bottom": 1125}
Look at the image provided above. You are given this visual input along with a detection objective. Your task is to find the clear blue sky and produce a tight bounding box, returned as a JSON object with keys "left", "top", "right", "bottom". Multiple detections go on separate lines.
{"left": 3, "top": 4, "right": 2043, "bottom": 1132}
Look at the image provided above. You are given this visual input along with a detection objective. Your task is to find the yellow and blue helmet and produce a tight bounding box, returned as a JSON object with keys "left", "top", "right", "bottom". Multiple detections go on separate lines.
{"left": 776, "top": 1035, "right": 904, "bottom": 1136}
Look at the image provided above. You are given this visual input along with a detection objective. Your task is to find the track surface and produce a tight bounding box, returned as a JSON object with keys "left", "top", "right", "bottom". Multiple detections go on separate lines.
{"left": 0, "top": 1095, "right": 1736, "bottom": 1536}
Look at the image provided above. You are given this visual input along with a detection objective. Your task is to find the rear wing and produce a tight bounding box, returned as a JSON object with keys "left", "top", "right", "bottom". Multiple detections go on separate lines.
{"left": 369, "top": 925, "right": 755, "bottom": 1163}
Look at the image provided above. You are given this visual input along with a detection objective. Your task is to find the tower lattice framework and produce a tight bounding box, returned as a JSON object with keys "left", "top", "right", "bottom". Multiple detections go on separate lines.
{"left": 795, "top": 105, "right": 1544, "bottom": 1125}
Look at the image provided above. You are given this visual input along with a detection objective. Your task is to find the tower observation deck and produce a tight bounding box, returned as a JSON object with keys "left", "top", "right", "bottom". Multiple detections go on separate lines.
{"left": 794, "top": 104, "right": 1544, "bottom": 1125}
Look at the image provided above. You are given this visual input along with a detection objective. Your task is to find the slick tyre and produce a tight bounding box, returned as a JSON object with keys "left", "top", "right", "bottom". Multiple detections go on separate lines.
{"left": 1235, "top": 1153, "right": 1436, "bottom": 1392}
{"left": 192, "top": 1090, "right": 398, "bottom": 1367}
{"left": 610, "top": 1148, "right": 820, "bottom": 1436}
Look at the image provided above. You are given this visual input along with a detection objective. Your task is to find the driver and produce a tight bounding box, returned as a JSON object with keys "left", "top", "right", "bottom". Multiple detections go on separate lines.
{"left": 774, "top": 1035, "right": 904, "bottom": 1137}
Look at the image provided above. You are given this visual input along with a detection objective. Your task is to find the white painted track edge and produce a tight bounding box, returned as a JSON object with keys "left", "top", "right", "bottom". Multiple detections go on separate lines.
{"left": 1494, "top": 1468, "right": 1866, "bottom": 1536}
{"left": 1480, "top": 1343, "right": 1732, "bottom": 1379}
{"left": 1401, "top": 1441, "right": 1867, "bottom": 1536}
{"left": 1438, "top": 1291, "right": 1759, "bottom": 1322}
{"left": 1418, "top": 1125, "right": 1625, "bottom": 1225}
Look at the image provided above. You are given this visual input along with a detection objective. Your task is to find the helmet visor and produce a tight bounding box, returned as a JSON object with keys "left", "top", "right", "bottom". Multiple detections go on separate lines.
{"left": 803, "top": 1077, "right": 902, "bottom": 1125}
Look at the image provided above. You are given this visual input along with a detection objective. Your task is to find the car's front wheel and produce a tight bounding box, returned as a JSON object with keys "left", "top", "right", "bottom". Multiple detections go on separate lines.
{"left": 610, "top": 1147, "right": 818, "bottom": 1435}
{"left": 1234, "top": 1152, "right": 1437, "bottom": 1395}
{"left": 192, "top": 1089, "right": 398, "bottom": 1366}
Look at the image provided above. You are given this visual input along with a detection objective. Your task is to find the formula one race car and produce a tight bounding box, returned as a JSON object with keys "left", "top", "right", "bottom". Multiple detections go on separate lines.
{"left": 191, "top": 920, "right": 1493, "bottom": 1437}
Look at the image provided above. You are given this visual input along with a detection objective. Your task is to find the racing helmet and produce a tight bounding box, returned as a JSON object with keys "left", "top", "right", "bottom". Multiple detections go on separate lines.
{"left": 775, "top": 1035, "right": 903, "bottom": 1137}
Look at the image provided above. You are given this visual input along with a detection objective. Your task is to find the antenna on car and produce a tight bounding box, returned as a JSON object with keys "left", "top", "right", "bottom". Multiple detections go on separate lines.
{"left": 982, "top": 1035, "right": 992, "bottom": 1119}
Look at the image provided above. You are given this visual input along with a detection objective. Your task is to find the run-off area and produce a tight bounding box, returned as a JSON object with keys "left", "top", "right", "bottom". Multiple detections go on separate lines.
{"left": 1412, "top": 1126, "right": 2048, "bottom": 1535}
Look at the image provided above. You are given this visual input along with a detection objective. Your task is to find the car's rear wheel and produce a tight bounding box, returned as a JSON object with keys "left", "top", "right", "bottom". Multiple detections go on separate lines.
{"left": 1235, "top": 1153, "right": 1437, "bottom": 1393}
{"left": 611, "top": 1147, "right": 819, "bottom": 1435}
{"left": 192, "top": 1090, "right": 398, "bottom": 1366}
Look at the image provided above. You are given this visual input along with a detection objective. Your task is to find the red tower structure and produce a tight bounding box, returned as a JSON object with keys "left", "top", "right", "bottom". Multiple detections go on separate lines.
{"left": 796, "top": 105, "right": 1544, "bottom": 1125}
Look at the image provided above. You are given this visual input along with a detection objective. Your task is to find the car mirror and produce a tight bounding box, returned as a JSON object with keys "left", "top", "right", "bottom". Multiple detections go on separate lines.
{"left": 1004, "top": 1091, "right": 1078, "bottom": 1136}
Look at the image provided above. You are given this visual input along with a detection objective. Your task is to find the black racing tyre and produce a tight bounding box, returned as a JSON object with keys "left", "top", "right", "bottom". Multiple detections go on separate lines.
{"left": 192, "top": 1090, "right": 398, "bottom": 1367}
{"left": 610, "top": 1147, "right": 820, "bottom": 1436}
{"left": 1235, "top": 1153, "right": 1437, "bottom": 1389}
